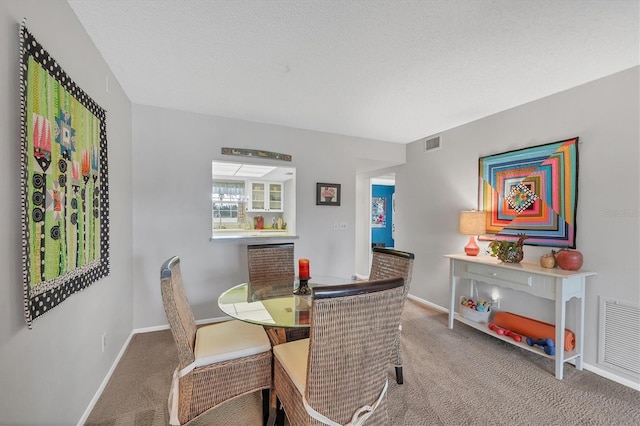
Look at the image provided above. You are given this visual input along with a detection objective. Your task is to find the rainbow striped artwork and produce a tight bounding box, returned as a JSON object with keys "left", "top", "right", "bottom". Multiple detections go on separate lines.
{"left": 20, "top": 22, "right": 110, "bottom": 328}
{"left": 479, "top": 138, "right": 579, "bottom": 248}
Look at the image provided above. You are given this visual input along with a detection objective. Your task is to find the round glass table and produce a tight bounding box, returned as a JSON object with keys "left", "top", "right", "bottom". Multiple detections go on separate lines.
{"left": 217, "top": 275, "right": 356, "bottom": 329}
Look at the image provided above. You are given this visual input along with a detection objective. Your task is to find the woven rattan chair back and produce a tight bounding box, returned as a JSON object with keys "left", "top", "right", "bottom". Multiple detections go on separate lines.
{"left": 369, "top": 247, "right": 415, "bottom": 297}
{"left": 369, "top": 247, "right": 415, "bottom": 385}
{"left": 306, "top": 278, "right": 405, "bottom": 424}
{"left": 247, "top": 243, "right": 299, "bottom": 345}
{"left": 248, "top": 243, "right": 295, "bottom": 285}
{"left": 161, "top": 256, "right": 197, "bottom": 369}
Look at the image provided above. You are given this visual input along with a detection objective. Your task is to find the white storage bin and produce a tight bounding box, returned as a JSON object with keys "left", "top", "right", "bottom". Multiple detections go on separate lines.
{"left": 459, "top": 304, "right": 491, "bottom": 323}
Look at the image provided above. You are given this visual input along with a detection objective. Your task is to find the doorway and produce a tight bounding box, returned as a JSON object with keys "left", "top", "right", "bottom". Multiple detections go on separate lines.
{"left": 354, "top": 171, "right": 397, "bottom": 277}
{"left": 371, "top": 174, "right": 395, "bottom": 249}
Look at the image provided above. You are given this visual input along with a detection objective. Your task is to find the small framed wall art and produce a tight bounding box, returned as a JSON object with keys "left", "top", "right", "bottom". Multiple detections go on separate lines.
{"left": 316, "top": 183, "right": 341, "bottom": 206}
{"left": 371, "top": 197, "right": 386, "bottom": 227}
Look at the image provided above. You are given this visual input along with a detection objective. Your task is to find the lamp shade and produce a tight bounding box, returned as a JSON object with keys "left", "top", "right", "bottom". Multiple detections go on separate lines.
{"left": 459, "top": 210, "right": 486, "bottom": 236}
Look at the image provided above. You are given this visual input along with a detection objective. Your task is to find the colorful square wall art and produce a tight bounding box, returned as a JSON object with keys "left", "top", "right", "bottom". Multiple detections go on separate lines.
{"left": 20, "top": 22, "right": 110, "bottom": 328}
{"left": 479, "top": 137, "right": 579, "bottom": 248}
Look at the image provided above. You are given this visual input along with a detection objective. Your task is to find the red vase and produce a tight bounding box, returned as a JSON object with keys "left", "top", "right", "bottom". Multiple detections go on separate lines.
{"left": 555, "top": 249, "right": 583, "bottom": 271}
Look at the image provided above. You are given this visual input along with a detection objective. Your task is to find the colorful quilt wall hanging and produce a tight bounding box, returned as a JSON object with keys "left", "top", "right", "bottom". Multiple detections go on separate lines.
{"left": 479, "top": 137, "right": 579, "bottom": 248}
{"left": 20, "top": 21, "right": 110, "bottom": 328}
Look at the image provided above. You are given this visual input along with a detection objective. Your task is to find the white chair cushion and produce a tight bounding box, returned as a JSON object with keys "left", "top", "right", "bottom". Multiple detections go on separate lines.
{"left": 273, "top": 338, "right": 309, "bottom": 394}
{"left": 193, "top": 320, "right": 271, "bottom": 367}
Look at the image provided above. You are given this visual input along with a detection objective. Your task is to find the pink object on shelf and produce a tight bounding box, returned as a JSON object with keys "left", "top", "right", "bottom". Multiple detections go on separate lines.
{"left": 488, "top": 323, "right": 505, "bottom": 335}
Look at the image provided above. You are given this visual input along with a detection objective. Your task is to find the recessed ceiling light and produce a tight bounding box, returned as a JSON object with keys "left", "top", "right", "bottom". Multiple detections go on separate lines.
{"left": 237, "top": 164, "right": 277, "bottom": 177}
{"left": 212, "top": 162, "right": 242, "bottom": 177}
{"left": 213, "top": 161, "right": 277, "bottom": 178}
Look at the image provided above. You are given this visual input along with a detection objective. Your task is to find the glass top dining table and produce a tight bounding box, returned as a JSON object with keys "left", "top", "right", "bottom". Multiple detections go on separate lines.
{"left": 218, "top": 275, "right": 356, "bottom": 328}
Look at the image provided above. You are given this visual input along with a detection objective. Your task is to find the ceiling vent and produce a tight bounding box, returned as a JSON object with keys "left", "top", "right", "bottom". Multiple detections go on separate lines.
{"left": 424, "top": 135, "right": 442, "bottom": 152}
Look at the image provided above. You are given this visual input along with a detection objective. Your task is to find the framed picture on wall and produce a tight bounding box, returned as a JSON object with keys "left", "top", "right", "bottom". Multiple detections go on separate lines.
{"left": 316, "top": 183, "right": 341, "bottom": 206}
{"left": 371, "top": 197, "right": 386, "bottom": 227}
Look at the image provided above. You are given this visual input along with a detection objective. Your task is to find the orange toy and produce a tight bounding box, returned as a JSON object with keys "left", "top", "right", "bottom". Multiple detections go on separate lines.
{"left": 493, "top": 311, "right": 575, "bottom": 351}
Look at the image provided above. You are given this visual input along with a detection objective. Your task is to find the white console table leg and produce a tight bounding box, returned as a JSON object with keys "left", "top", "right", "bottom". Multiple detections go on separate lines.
{"left": 576, "top": 286, "right": 585, "bottom": 371}
{"left": 555, "top": 278, "right": 566, "bottom": 380}
{"left": 448, "top": 261, "right": 456, "bottom": 329}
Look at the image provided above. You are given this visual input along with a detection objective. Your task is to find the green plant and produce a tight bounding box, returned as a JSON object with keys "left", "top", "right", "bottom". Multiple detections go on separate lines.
{"left": 486, "top": 234, "right": 528, "bottom": 263}
{"left": 487, "top": 239, "right": 510, "bottom": 256}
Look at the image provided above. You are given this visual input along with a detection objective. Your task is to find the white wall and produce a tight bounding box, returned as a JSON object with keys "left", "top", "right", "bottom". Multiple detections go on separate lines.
{"left": 132, "top": 105, "right": 405, "bottom": 328}
{"left": 394, "top": 67, "right": 639, "bottom": 383}
{"left": 0, "top": 1, "right": 133, "bottom": 423}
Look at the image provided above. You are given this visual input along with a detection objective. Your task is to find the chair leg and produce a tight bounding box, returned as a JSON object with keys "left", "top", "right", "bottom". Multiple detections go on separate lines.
{"left": 262, "top": 388, "right": 270, "bottom": 426}
{"left": 275, "top": 396, "right": 286, "bottom": 426}
{"left": 395, "top": 366, "right": 404, "bottom": 384}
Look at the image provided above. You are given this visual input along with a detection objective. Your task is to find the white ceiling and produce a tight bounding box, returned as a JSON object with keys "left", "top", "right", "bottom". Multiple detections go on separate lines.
{"left": 67, "top": 0, "right": 639, "bottom": 144}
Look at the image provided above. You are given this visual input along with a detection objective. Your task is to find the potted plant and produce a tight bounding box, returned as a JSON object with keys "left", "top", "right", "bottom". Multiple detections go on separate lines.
{"left": 487, "top": 234, "right": 528, "bottom": 263}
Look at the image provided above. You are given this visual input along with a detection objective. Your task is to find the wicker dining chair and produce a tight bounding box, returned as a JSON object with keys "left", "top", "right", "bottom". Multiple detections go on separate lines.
{"left": 247, "top": 243, "right": 306, "bottom": 345}
{"left": 160, "top": 256, "right": 273, "bottom": 425}
{"left": 247, "top": 243, "right": 295, "bottom": 285}
{"left": 273, "top": 277, "right": 405, "bottom": 426}
{"left": 369, "top": 247, "right": 415, "bottom": 385}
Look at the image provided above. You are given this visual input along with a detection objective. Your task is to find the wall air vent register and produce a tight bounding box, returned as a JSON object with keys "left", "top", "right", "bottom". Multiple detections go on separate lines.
{"left": 424, "top": 135, "right": 442, "bottom": 152}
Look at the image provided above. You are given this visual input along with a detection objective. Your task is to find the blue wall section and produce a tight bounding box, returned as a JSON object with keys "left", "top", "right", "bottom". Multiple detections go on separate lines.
{"left": 371, "top": 185, "right": 395, "bottom": 248}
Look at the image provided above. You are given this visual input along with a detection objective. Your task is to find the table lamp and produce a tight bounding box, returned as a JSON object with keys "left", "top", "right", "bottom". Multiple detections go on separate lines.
{"left": 459, "top": 210, "right": 486, "bottom": 256}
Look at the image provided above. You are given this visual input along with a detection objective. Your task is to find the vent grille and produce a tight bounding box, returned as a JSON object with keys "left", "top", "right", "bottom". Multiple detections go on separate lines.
{"left": 424, "top": 135, "right": 441, "bottom": 152}
{"left": 598, "top": 297, "right": 640, "bottom": 377}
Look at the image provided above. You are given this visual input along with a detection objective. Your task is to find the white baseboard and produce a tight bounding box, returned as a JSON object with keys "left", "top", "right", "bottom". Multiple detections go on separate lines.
{"left": 406, "top": 294, "right": 640, "bottom": 392}
{"left": 133, "top": 323, "right": 170, "bottom": 333}
{"left": 407, "top": 294, "right": 448, "bottom": 313}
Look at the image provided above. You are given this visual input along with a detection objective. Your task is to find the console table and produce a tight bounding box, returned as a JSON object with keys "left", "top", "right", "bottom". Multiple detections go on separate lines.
{"left": 445, "top": 253, "right": 596, "bottom": 380}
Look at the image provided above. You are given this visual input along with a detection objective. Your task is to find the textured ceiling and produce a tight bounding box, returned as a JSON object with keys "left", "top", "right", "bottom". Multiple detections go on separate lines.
{"left": 67, "top": 0, "right": 639, "bottom": 143}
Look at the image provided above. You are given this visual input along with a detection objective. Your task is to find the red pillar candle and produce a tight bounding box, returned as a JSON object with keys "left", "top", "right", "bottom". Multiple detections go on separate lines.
{"left": 298, "top": 258, "right": 310, "bottom": 279}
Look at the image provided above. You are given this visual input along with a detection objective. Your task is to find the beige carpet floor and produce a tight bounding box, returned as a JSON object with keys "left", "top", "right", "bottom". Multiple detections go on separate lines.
{"left": 86, "top": 300, "right": 640, "bottom": 425}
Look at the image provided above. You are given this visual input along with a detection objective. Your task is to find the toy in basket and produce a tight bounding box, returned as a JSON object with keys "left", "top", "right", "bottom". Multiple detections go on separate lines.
{"left": 459, "top": 297, "right": 492, "bottom": 323}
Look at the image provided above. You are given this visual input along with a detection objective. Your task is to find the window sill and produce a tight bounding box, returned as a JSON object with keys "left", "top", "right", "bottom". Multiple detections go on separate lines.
{"left": 210, "top": 231, "right": 299, "bottom": 241}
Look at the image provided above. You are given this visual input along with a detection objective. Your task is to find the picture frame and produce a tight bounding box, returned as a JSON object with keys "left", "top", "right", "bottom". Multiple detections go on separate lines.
{"left": 478, "top": 137, "right": 579, "bottom": 248}
{"left": 316, "top": 183, "right": 341, "bottom": 206}
{"left": 371, "top": 196, "right": 386, "bottom": 227}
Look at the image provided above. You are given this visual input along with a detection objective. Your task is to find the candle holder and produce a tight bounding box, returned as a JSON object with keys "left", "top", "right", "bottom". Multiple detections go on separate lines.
{"left": 293, "top": 277, "right": 311, "bottom": 295}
